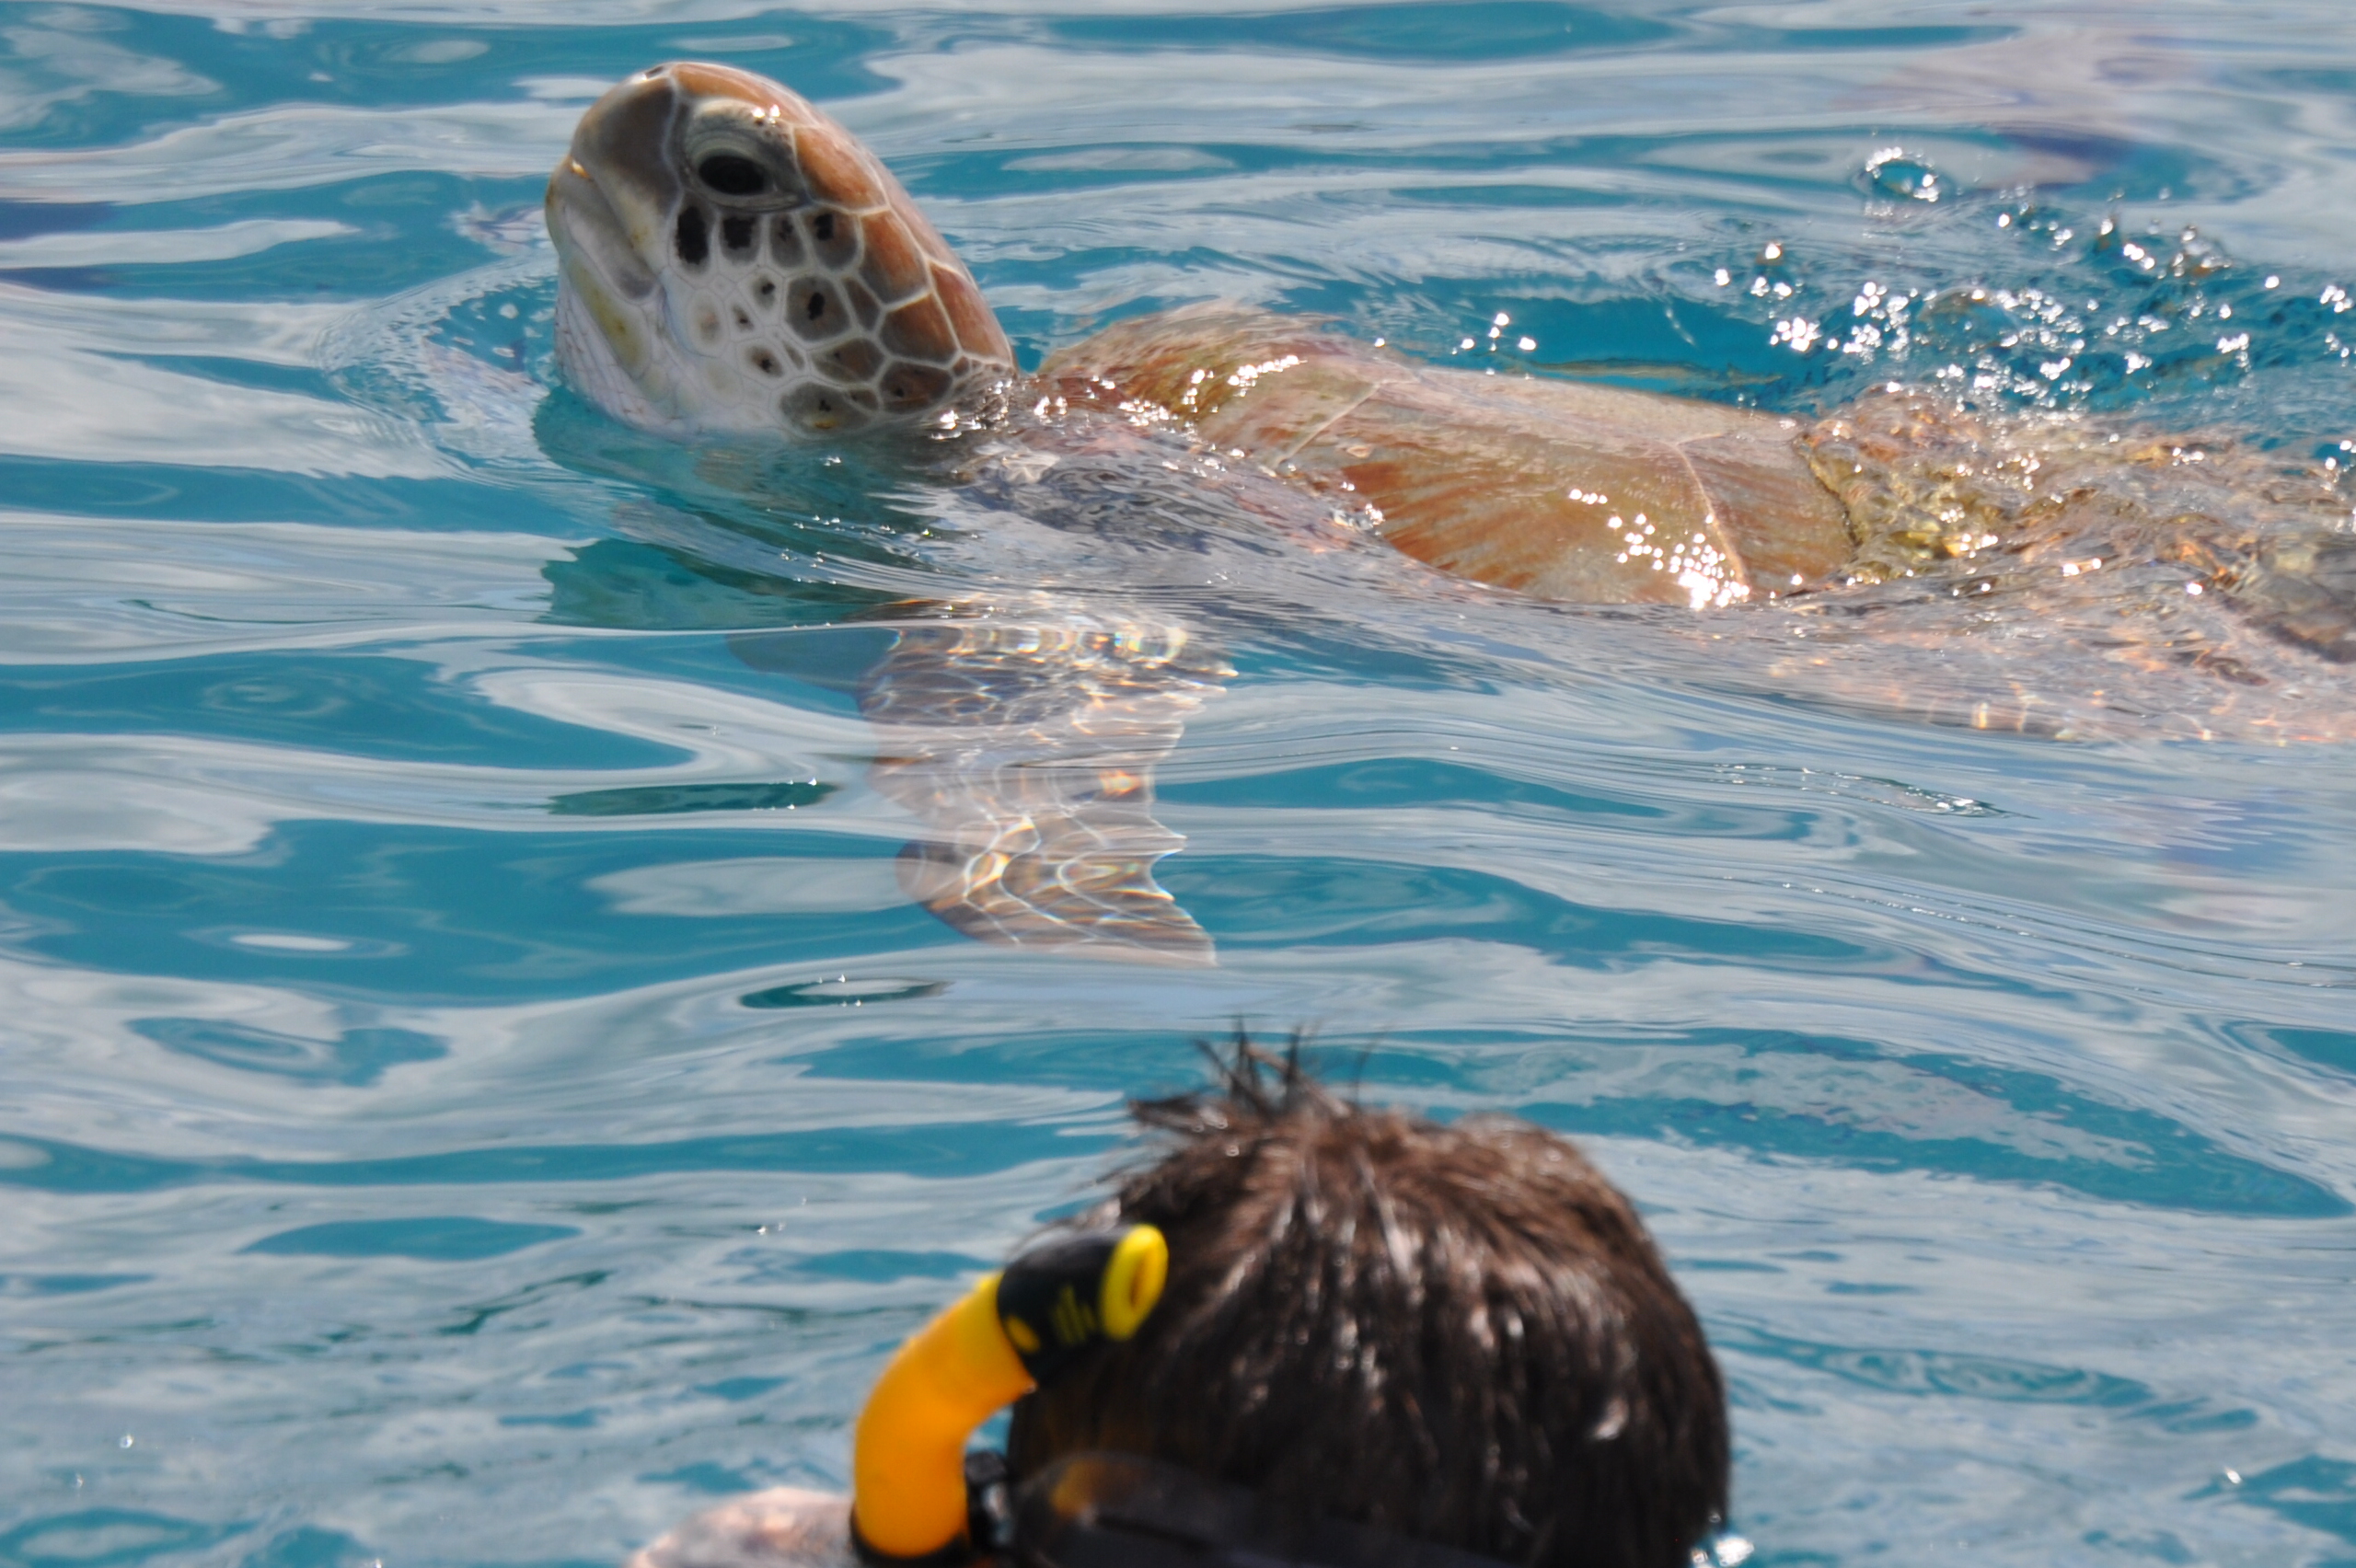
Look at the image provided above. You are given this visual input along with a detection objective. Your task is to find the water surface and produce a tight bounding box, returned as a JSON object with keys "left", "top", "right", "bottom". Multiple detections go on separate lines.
{"left": 1, "top": 5, "right": 2353, "bottom": 1568}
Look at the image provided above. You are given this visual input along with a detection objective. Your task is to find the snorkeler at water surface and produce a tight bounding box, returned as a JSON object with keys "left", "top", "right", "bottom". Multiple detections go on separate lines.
{"left": 627, "top": 1047, "right": 1728, "bottom": 1568}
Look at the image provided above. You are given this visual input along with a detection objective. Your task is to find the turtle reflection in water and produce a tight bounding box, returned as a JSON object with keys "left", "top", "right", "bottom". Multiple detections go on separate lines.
{"left": 545, "top": 61, "right": 2356, "bottom": 962}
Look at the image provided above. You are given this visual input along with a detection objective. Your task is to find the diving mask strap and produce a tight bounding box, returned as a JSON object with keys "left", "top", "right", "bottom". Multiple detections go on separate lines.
{"left": 850, "top": 1226, "right": 1169, "bottom": 1564}
{"left": 1011, "top": 1452, "right": 1526, "bottom": 1568}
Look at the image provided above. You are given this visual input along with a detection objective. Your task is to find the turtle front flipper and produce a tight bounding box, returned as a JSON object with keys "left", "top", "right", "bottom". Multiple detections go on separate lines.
{"left": 855, "top": 607, "right": 1230, "bottom": 964}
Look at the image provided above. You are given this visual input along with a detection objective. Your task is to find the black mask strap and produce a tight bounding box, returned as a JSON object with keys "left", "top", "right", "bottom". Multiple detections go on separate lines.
{"left": 1011, "top": 1452, "right": 1519, "bottom": 1568}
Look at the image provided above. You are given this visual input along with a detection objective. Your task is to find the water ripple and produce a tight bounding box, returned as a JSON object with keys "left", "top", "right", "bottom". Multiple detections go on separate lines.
{"left": 4, "top": 6, "right": 2355, "bottom": 1568}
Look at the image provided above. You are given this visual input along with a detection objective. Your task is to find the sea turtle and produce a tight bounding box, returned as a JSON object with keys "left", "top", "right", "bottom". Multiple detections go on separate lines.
{"left": 544, "top": 61, "right": 2356, "bottom": 962}
{"left": 546, "top": 61, "right": 1854, "bottom": 612}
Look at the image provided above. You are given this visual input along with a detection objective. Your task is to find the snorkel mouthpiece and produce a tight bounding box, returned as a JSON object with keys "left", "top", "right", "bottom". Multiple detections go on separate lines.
{"left": 851, "top": 1225, "right": 1168, "bottom": 1562}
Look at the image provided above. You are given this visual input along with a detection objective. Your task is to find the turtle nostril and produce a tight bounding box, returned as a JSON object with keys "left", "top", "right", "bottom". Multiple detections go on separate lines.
{"left": 698, "top": 155, "right": 767, "bottom": 196}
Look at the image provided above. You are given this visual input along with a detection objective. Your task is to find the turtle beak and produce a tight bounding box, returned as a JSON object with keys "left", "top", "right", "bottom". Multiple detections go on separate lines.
{"left": 546, "top": 156, "right": 658, "bottom": 329}
{"left": 546, "top": 68, "right": 692, "bottom": 393}
{"left": 547, "top": 67, "right": 685, "bottom": 302}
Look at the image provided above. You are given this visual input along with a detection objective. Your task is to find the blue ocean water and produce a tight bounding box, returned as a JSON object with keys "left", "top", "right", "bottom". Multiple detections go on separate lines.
{"left": 2, "top": 4, "right": 2353, "bottom": 1568}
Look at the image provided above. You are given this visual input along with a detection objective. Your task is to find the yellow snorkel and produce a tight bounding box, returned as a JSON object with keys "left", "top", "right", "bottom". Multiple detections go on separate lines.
{"left": 850, "top": 1225, "right": 1169, "bottom": 1562}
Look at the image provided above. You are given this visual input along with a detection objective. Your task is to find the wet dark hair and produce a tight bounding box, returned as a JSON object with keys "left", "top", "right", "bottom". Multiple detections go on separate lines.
{"left": 1006, "top": 1039, "right": 1728, "bottom": 1568}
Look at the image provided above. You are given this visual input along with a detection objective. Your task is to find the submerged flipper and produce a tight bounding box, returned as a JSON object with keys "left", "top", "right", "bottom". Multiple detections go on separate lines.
{"left": 856, "top": 607, "right": 1230, "bottom": 963}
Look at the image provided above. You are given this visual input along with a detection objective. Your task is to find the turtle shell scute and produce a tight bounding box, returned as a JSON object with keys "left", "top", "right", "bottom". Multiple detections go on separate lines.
{"left": 931, "top": 264, "right": 1008, "bottom": 360}
{"left": 675, "top": 203, "right": 712, "bottom": 271}
{"left": 786, "top": 277, "right": 849, "bottom": 342}
{"left": 823, "top": 337, "right": 886, "bottom": 384}
{"left": 780, "top": 382, "right": 872, "bottom": 432}
{"left": 879, "top": 361, "right": 954, "bottom": 412}
{"left": 839, "top": 275, "right": 882, "bottom": 330}
{"left": 794, "top": 123, "right": 887, "bottom": 213}
{"left": 858, "top": 212, "right": 932, "bottom": 305}
{"left": 881, "top": 294, "right": 958, "bottom": 363}
{"left": 804, "top": 206, "right": 860, "bottom": 271}
{"left": 768, "top": 214, "right": 805, "bottom": 269}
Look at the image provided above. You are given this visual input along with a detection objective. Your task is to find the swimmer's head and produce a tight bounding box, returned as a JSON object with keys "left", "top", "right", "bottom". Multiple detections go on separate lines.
{"left": 1006, "top": 1041, "right": 1729, "bottom": 1568}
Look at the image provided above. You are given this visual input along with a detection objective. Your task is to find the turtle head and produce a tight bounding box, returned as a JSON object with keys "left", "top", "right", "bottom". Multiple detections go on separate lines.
{"left": 548, "top": 62, "right": 1015, "bottom": 439}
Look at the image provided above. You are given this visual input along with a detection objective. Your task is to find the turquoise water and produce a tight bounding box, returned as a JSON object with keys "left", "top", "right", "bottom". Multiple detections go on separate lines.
{"left": 4, "top": 4, "right": 2355, "bottom": 1567}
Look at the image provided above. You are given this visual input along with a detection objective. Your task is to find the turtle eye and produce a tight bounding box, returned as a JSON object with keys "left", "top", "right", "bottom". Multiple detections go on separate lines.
{"left": 698, "top": 155, "right": 767, "bottom": 196}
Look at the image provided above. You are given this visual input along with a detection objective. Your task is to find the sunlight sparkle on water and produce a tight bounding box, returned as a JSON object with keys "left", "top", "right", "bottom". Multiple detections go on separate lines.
{"left": 1, "top": 8, "right": 2353, "bottom": 1568}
